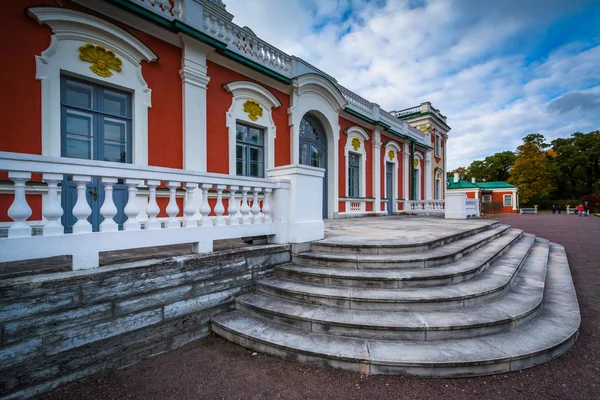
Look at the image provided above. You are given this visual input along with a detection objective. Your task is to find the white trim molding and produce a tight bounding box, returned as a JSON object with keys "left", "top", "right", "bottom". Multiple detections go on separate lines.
{"left": 344, "top": 126, "right": 369, "bottom": 212}
{"left": 290, "top": 73, "right": 346, "bottom": 218}
{"left": 28, "top": 7, "right": 158, "bottom": 166}
{"left": 224, "top": 80, "right": 282, "bottom": 176}
{"left": 414, "top": 151, "right": 423, "bottom": 200}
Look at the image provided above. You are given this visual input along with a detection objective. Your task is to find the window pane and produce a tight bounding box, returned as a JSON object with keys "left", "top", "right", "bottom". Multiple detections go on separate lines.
{"left": 102, "top": 89, "right": 129, "bottom": 117}
{"left": 65, "top": 135, "right": 92, "bottom": 159}
{"left": 236, "top": 124, "right": 247, "bottom": 141}
{"left": 311, "top": 145, "right": 323, "bottom": 168}
{"left": 300, "top": 144, "right": 308, "bottom": 165}
{"left": 103, "top": 118, "right": 128, "bottom": 142}
{"left": 104, "top": 142, "right": 127, "bottom": 163}
{"left": 248, "top": 128, "right": 263, "bottom": 145}
{"left": 64, "top": 80, "right": 93, "bottom": 108}
{"left": 236, "top": 159, "right": 245, "bottom": 175}
{"left": 65, "top": 110, "right": 93, "bottom": 137}
{"left": 249, "top": 146, "right": 263, "bottom": 163}
{"left": 250, "top": 161, "right": 263, "bottom": 178}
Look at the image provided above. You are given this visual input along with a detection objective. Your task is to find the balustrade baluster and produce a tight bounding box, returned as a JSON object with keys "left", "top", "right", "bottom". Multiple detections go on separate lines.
{"left": 7, "top": 171, "right": 32, "bottom": 238}
{"left": 251, "top": 187, "right": 262, "bottom": 224}
{"left": 100, "top": 177, "right": 119, "bottom": 232}
{"left": 184, "top": 183, "right": 198, "bottom": 228}
{"left": 262, "top": 188, "right": 272, "bottom": 223}
{"left": 166, "top": 181, "right": 180, "bottom": 228}
{"left": 227, "top": 186, "right": 239, "bottom": 225}
{"left": 123, "top": 179, "right": 141, "bottom": 231}
{"left": 199, "top": 183, "right": 213, "bottom": 226}
{"left": 71, "top": 175, "right": 92, "bottom": 234}
{"left": 42, "top": 173, "right": 63, "bottom": 236}
{"left": 214, "top": 185, "right": 226, "bottom": 226}
{"left": 240, "top": 186, "right": 251, "bottom": 224}
{"left": 145, "top": 180, "right": 161, "bottom": 230}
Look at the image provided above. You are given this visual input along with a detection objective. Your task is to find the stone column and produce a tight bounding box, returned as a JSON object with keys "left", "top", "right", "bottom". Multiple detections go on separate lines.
{"left": 180, "top": 35, "right": 212, "bottom": 172}
{"left": 372, "top": 128, "right": 382, "bottom": 214}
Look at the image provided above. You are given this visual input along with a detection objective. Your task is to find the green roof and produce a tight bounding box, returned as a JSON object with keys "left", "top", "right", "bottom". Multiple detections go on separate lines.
{"left": 474, "top": 181, "right": 517, "bottom": 189}
{"left": 446, "top": 178, "right": 479, "bottom": 189}
{"left": 446, "top": 178, "right": 517, "bottom": 190}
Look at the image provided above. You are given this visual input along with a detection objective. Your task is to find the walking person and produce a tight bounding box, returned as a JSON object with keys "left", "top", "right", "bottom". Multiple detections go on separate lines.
{"left": 552, "top": 204, "right": 556, "bottom": 214}
{"left": 577, "top": 203, "right": 584, "bottom": 217}
{"left": 584, "top": 202, "right": 589, "bottom": 217}
{"left": 558, "top": 204, "right": 562, "bottom": 214}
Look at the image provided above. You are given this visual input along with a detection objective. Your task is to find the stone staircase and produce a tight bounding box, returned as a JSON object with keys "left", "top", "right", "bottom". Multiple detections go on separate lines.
{"left": 211, "top": 222, "right": 580, "bottom": 377}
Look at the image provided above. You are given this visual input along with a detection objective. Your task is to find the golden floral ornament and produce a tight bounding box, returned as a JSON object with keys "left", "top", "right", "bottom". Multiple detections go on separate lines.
{"left": 243, "top": 100, "right": 263, "bottom": 121}
{"left": 436, "top": 171, "right": 442, "bottom": 179}
{"left": 414, "top": 158, "right": 420, "bottom": 168}
{"left": 418, "top": 124, "right": 432, "bottom": 133}
{"left": 351, "top": 137, "right": 361, "bottom": 151}
{"left": 78, "top": 43, "right": 122, "bottom": 78}
{"left": 388, "top": 150, "right": 395, "bottom": 161}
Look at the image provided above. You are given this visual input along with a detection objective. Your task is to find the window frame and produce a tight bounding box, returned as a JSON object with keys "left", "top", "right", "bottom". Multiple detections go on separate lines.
{"left": 503, "top": 194, "right": 512, "bottom": 207}
{"left": 482, "top": 194, "right": 492, "bottom": 203}
{"left": 235, "top": 121, "right": 265, "bottom": 178}
{"left": 435, "top": 134, "right": 441, "bottom": 157}
{"left": 348, "top": 152, "right": 361, "bottom": 198}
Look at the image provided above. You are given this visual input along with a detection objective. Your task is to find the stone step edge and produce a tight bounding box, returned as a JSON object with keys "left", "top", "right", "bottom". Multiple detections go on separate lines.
{"left": 277, "top": 230, "right": 522, "bottom": 285}
{"left": 310, "top": 221, "right": 500, "bottom": 254}
{"left": 294, "top": 225, "right": 514, "bottom": 268}
{"left": 259, "top": 235, "right": 538, "bottom": 307}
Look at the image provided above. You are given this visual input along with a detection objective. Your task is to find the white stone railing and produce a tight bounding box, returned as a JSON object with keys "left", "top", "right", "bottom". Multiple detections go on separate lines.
{"left": 391, "top": 106, "right": 421, "bottom": 117}
{"left": 405, "top": 200, "right": 445, "bottom": 214}
{"left": 130, "top": 0, "right": 181, "bottom": 20}
{"left": 339, "top": 197, "right": 373, "bottom": 214}
{"left": 337, "top": 85, "right": 374, "bottom": 116}
{"left": 0, "top": 152, "right": 292, "bottom": 270}
{"left": 466, "top": 198, "right": 480, "bottom": 218}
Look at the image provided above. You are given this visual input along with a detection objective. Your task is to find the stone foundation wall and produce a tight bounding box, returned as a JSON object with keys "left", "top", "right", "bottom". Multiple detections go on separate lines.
{"left": 0, "top": 244, "right": 291, "bottom": 399}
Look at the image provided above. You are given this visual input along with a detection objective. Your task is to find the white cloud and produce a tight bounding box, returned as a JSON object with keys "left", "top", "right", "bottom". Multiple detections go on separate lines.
{"left": 224, "top": 0, "right": 600, "bottom": 169}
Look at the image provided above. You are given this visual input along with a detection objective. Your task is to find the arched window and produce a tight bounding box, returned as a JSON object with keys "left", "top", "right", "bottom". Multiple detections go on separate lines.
{"left": 299, "top": 114, "right": 327, "bottom": 168}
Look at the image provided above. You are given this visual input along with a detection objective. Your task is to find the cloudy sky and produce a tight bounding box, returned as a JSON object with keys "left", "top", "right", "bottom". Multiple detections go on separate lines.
{"left": 224, "top": 0, "right": 600, "bottom": 170}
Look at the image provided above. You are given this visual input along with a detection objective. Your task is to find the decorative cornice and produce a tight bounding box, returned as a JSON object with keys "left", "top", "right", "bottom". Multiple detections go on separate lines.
{"left": 179, "top": 65, "right": 210, "bottom": 88}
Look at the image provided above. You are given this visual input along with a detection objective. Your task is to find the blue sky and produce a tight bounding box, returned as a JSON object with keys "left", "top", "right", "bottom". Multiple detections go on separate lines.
{"left": 225, "top": 0, "right": 600, "bottom": 170}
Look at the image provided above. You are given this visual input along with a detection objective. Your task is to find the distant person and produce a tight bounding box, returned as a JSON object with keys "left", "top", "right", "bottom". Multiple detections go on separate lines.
{"left": 558, "top": 204, "right": 562, "bottom": 214}
{"left": 552, "top": 204, "right": 556, "bottom": 214}
{"left": 584, "top": 203, "right": 589, "bottom": 217}
{"left": 577, "top": 204, "right": 584, "bottom": 217}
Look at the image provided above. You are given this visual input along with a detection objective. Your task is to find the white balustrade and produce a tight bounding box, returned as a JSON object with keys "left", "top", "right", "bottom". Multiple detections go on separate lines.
{"left": 0, "top": 152, "right": 284, "bottom": 270}
{"left": 251, "top": 187, "right": 262, "bottom": 224}
{"left": 214, "top": 185, "right": 226, "bottom": 226}
{"left": 145, "top": 180, "right": 161, "bottom": 230}
{"left": 227, "top": 186, "right": 239, "bottom": 225}
{"left": 100, "top": 177, "right": 119, "bottom": 232}
{"left": 337, "top": 85, "right": 373, "bottom": 116}
{"left": 184, "top": 182, "right": 198, "bottom": 228}
{"left": 129, "top": 0, "right": 180, "bottom": 20}
{"left": 240, "top": 186, "right": 251, "bottom": 224}
{"left": 124, "top": 179, "right": 142, "bottom": 231}
{"left": 406, "top": 200, "right": 445, "bottom": 215}
{"left": 166, "top": 181, "right": 181, "bottom": 228}
{"left": 465, "top": 199, "right": 480, "bottom": 218}
{"left": 42, "top": 173, "right": 63, "bottom": 236}
{"left": 72, "top": 175, "right": 92, "bottom": 234}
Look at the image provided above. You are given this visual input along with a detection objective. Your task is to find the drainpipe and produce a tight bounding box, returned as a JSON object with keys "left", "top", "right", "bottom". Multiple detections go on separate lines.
{"left": 411, "top": 141, "right": 416, "bottom": 201}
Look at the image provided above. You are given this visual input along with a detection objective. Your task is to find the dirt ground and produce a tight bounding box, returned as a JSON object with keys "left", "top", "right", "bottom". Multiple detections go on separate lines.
{"left": 39, "top": 213, "right": 600, "bottom": 400}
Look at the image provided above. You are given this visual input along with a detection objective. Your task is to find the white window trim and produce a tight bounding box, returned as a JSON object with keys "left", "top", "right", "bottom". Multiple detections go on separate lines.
{"left": 414, "top": 152, "right": 423, "bottom": 200}
{"left": 435, "top": 134, "right": 441, "bottom": 157}
{"left": 483, "top": 194, "right": 492, "bottom": 203}
{"left": 383, "top": 141, "right": 401, "bottom": 211}
{"left": 344, "top": 126, "right": 369, "bottom": 212}
{"left": 503, "top": 194, "right": 512, "bottom": 207}
{"left": 434, "top": 168, "right": 443, "bottom": 200}
{"left": 224, "top": 81, "right": 282, "bottom": 176}
{"left": 28, "top": 7, "right": 157, "bottom": 165}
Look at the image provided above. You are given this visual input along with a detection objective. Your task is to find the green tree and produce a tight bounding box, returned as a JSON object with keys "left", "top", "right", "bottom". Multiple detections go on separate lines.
{"left": 508, "top": 134, "right": 554, "bottom": 205}
{"left": 466, "top": 151, "right": 516, "bottom": 182}
{"left": 447, "top": 167, "right": 468, "bottom": 180}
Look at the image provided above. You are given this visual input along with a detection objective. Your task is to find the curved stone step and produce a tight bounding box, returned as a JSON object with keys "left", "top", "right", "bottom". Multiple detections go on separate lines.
{"left": 277, "top": 229, "right": 522, "bottom": 288}
{"left": 211, "top": 243, "right": 579, "bottom": 377}
{"left": 259, "top": 235, "right": 538, "bottom": 311}
{"left": 311, "top": 221, "right": 500, "bottom": 255}
{"left": 294, "top": 225, "right": 512, "bottom": 269}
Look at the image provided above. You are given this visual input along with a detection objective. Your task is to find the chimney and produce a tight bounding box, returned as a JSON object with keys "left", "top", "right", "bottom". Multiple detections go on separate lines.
{"left": 471, "top": 177, "right": 476, "bottom": 183}
{"left": 454, "top": 172, "right": 460, "bottom": 183}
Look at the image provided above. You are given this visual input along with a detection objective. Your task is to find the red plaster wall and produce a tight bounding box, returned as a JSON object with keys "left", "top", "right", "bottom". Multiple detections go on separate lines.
{"left": 490, "top": 191, "right": 517, "bottom": 213}
{"left": 338, "top": 117, "right": 373, "bottom": 198}
{"left": 466, "top": 192, "right": 477, "bottom": 199}
{"left": 205, "top": 61, "right": 291, "bottom": 174}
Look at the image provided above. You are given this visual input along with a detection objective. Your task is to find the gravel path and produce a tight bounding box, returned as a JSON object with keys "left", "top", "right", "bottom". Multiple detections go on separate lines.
{"left": 39, "top": 214, "right": 600, "bottom": 400}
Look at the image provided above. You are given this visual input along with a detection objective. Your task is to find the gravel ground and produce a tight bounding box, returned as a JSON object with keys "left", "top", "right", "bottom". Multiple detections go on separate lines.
{"left": 39, "top": 214, "right": 600, "bottom": 400}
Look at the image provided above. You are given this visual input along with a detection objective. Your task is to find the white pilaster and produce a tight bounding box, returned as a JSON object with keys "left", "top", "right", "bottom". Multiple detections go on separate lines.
{"left": 425, "top": 150, "right": 433, "bottom": 200}
{"left": 443, "top": 135, "right": 448, "bottom": 199}
{"left": 402, "top": 146, "right": 410, "bottom": 202}
{"left": 372, "top": 128, "right": 382, "bottom": 213}
{"left": 180, "top": 35, "right": 212, "bottom": 172}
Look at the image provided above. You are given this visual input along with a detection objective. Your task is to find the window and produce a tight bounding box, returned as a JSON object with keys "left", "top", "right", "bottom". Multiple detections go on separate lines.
{"left": 236, "top": 123, "right": 264, "bottom": 177}
{"left": 348, "top": 153, "right": 360, "bottom": 197}
{"left": 61, "top": 76, "right": 132, "bottom": 163}
{"left": 435, "top": 135, "right": 441, "bottom": 157}
{"left": 483, "top": 195, "right": 492, "bottom": 203}
{"left": 435, "top": 179, "right": 441, "bottom": 199}
{"left": 504, "top": 194, "right": 512, "bottom": 207}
